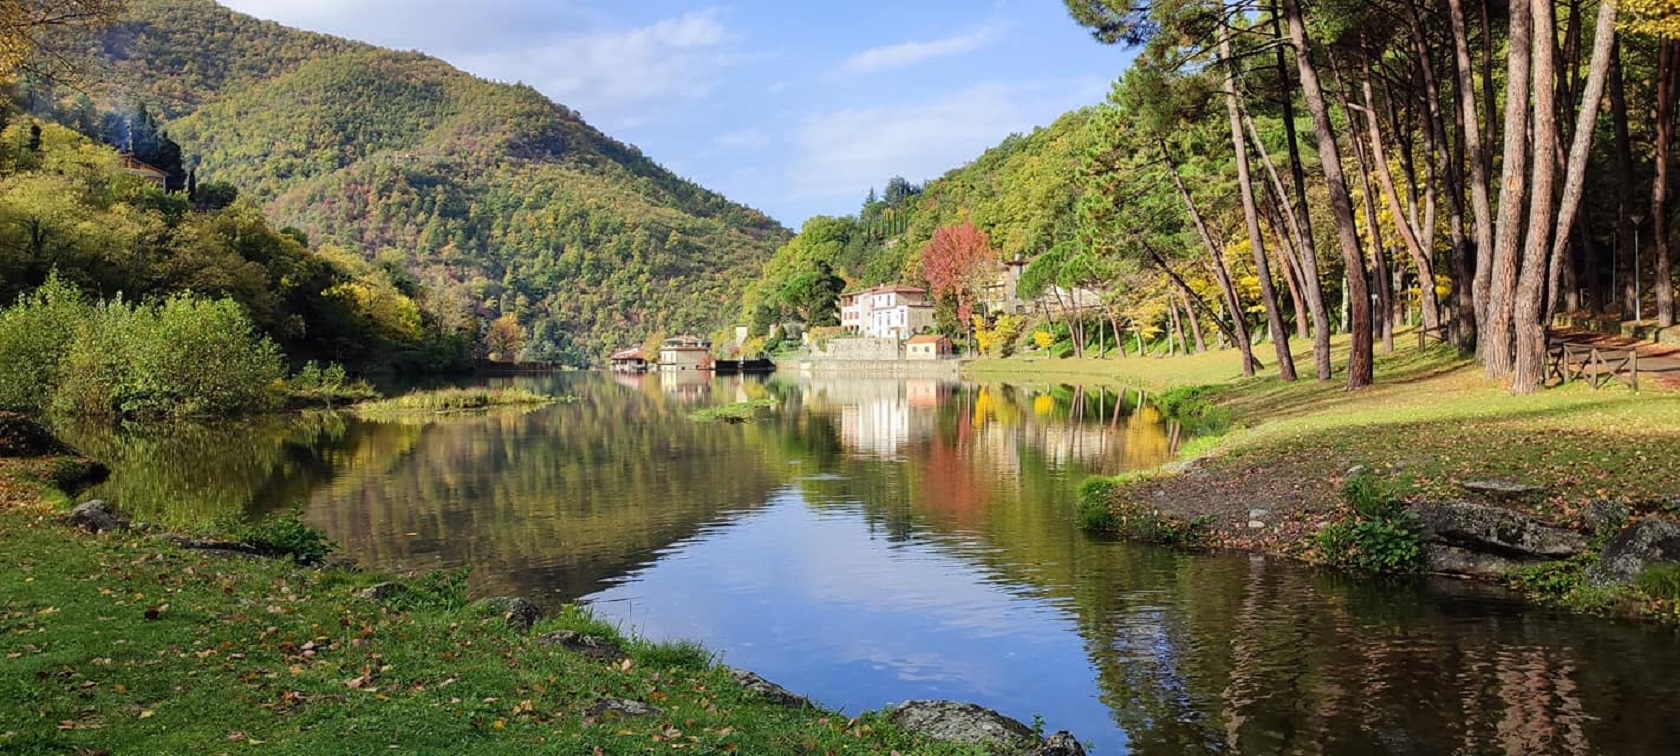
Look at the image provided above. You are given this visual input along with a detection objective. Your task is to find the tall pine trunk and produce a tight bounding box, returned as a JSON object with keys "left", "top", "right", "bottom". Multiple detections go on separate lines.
{"left": 1486, "top": 0, "right": 1533, "bottom": 377}
{"left": 1611, "top": 40, "right": 1638, "bottom": 317}
{"left": 1271, "top": 2, "right": 1334, "bottom": 379}
{"left": 1359, "top": 48, "right": 1442, "bottom": 335}
{"left": 1222, "top": 21, "right": 1296, "bottom": 380}
{"left": 1163, "top": 139, "right": 1257, "bottom": 376}
{"left": 1284, "top": 0, "right": 1373, "bottom": 387}
{"left": 1654, "top": 40, "right": 1677, "bottom": 327}
{"left": 1510, "top": 0, "right": 1560, "bottom": 395}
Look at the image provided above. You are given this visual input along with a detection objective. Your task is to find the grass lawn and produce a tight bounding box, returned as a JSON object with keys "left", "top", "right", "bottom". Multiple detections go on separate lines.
{"left": 0, "top": 466, "right": 977, "bottom": 755}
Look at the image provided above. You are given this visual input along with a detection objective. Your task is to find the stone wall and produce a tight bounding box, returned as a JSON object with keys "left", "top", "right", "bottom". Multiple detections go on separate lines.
{"left": 808, "top": 337, "right": 903, "bottom": 361}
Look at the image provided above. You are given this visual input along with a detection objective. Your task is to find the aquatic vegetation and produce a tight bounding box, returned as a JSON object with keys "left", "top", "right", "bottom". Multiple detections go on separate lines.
{"left": 687, "top": 399, "right": 777, "bottom": 423}
{"left": 353, "top": 387, "right": 564, "bottom": 414}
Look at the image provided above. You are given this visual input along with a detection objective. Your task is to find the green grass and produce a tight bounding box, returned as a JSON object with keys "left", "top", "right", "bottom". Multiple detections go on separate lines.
{"left": 688, "top": 399, "right": 778, "bottom": 423}
{"left": 973, "top": 333, "right": 1680, "bottom": 518}
{"left": 353, "top": 388, "right": 564, "bottom": 415}
{"left": 0, "top": 492, "right": 981, "bottom": 754}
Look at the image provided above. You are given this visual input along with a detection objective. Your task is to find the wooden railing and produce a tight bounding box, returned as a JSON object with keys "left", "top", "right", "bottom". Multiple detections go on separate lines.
{"left": 1416, "top": 325, "right": 1450, "bottom": 349}
{"left": 1546, "top": 342, "right": 1640, "bottom": 391}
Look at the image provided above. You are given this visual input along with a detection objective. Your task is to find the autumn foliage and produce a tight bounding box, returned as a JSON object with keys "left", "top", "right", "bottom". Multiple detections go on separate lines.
{"left": 921, "top": 221, "right": 998, "bottom": 324}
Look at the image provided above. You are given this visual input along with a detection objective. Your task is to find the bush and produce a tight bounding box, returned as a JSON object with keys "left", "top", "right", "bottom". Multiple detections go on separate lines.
{"left": 234, "top": 508, "right": 334, "bottom": 566}
{"left": 284, "top": 361, "right": 379, "bottom": 408}
{"left": 1637, "top": 563, "right": 1680, "bottom": 601}
{"left": 1314, "top": 475, "right": 1425, "bottom": 575}
{"left": 0, "top": 279, "right": 285, "bottom": 419}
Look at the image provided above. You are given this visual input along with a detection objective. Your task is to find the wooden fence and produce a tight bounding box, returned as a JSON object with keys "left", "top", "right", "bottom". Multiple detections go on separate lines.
{"left": 1546, "top": 342, "right": 1639, "bottom": 391}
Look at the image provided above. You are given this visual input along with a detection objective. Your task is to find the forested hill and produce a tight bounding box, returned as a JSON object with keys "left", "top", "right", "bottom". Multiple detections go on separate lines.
{"left": 87, "top": 0, "right": 788, "bottom": 364}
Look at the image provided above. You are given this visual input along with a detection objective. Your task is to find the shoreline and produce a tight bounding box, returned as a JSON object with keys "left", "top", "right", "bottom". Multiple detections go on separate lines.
{"left": 960, "top": 345, "right": 1680, "bottom": 625}
{"left": 0, "top": 416, "right": 1083, "bottom": 754}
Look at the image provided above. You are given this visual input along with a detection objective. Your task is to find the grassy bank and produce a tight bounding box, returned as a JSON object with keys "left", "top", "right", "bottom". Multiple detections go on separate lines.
{"left": 0, "top": 468, "right": 973, "bottom": 753}
{"left": 971, "top": 336, "right": 1680, "bottom": 619}
{"left": 352, "top": 387, "right": 562, "bottom": 415}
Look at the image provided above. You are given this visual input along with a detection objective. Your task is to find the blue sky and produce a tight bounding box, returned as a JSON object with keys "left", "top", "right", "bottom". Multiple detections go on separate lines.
{"left": 220, "top": 0, "right": 1138, "bottom": 227}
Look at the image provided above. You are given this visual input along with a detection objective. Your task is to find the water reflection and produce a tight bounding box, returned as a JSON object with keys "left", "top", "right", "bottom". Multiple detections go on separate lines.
{"left": 62, "top": 372, "right": 1680, "bottom": 754}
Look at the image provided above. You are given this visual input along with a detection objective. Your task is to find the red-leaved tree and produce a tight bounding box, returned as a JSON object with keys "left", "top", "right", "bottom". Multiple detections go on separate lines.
{"left": 921, "top": 220, "right": 998, "bottom": 328}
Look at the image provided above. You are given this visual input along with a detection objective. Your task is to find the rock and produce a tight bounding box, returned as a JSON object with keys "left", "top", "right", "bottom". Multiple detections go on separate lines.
{"left": 1028, "top": 732, "right": 1087, "bottom": 756}
{"left": 1424, "top": 544, "right": 1525, "bottom": 579}
{"left": 1248, "top": 509, "right": 1271, "bottom": 520}
{"left": 1161, "top": 459, "right": 1200, "bottom": 474}
{"left": 353, "top": 582, "right": 410, "bottom": 601}
{"left": 1461, "top": 479, "right": 1545, "bottom": 496}
{"left": 885, "top": 700, "right": 1038, "bottom": 750}
{"left": 1247, "top": 520, "right": 1267, "bottom": 530}
{"left": 67, "top": 500, "right": 128, "bottom": 533}
{"left": 471, "top": 597, "right": 545, "bottom": 631}
{"left": 583, "top": 697, "right": 660, "bottom": 720}
{"left": 724, "top": 667, "right": 811, "bottom": 708}
{"left": 162, "top": 535, "right": 263, "bottom": 558}
{"left": 502, "top": 598, "right": 543, "bottom": 632}
{"left": 1588, "top": 517, "right": 1680, "bottom": 586}
{"left": 0, "top": 412, "right": 76, "bottom": 457}
{"left": 538, "top": 630, "right": 625, "bottom": 661}
{"left": 1411, "top": 502, "right": 1584, "bottom": 559}
{"left": 1345, "top": 464, "right": 1368, "bottom": 478}
{"left": 1583, "top": 499, "right": 1631, "bottom": 536}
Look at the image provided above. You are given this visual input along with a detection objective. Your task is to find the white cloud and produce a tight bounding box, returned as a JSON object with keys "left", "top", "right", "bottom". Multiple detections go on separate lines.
{"left": 839, "top": 26, "right": 1002, "bottom": 75}
{"left": 712, "top": 128, "right": 772, "bottom": 152}
{"left": 222, "top": 1, "right": 741, "bottom": 126}
{"left": 458, "top": 9, "right": 740, "bottom": 120}
{"left": 791, "top": 84, "right": 1028, "bottom": 200}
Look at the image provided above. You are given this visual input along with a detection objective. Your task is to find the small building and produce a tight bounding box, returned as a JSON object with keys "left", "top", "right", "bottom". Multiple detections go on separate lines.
{"left": 659, "top": 335, "right": 713, "bottom": 371}
{"left": 118, "top": 154, "right": 169, "bottom": 189}
{"left": 906, "top": 334, "right": 954, "bottom": 360}
{"left": 609, "top": 347, "right": 649, "bottom": 372}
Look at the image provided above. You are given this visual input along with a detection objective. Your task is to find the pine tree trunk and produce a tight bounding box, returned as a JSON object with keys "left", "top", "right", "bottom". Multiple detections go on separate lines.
{"left": 1283, "top": 0, "right": 1373, "bottom": 388}
{"left": 1180, "top": 287, "right": 1207, "bottom": 353}
{"left": 1511, "top": 0, "right": 1560, "bottom": 395}
{"left": 1244, "top": 108, "right": 1330, "bottom": 375}
{"left": 1546, "top": 0, "right": 1619, "bottom": 328}
{"left": 1342, "top": 71, "right": 1395, "bottom": 353}
{"left": 1654, "top": 40, "right": 1677, "bottom": 328}
{"left": 1162, "top": 139, "right": 1257, "bottom": 376}
{"left": 1271, "top": 2, "right": 1334, "bottom": 380}
{"left": 1221, "top": 21, "right": 1296, "bottom": 380}
{"left": 1611, "top": 40, "right": 1638, "bottom": 317}
{"left": 1359, "top": 49, "right": 1442, "bottom": 335}
{"left": 1486, "top": 0, "right": 1533, "bottom": 378}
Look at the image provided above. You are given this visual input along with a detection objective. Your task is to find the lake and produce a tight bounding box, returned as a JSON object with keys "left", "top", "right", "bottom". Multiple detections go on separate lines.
{"left": 63, "top": 371, "right": 1680, "bottom": 754}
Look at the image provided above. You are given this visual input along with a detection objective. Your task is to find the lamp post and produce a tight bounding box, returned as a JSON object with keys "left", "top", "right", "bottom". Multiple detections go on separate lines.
{"left": 1632, "top": 212, "right": 1646, "bottom": 325}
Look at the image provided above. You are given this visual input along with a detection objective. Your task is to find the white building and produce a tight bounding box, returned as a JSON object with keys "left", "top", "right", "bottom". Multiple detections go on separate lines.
{"left": 839, "top": 285, "right": 936, "bottom": 340}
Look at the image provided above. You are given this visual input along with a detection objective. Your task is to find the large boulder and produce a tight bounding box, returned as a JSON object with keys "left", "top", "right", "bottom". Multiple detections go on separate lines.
{"left": 1424, "top": 544, "right": 1525, "bottom": 579}
{"left": 886, "top": 700, "right": 1039, "bottom": 750}
{"left": 1411, "top": 502, "right": 1584, "bottom": 560}
{"left": 724, "top": 667, "right": 811, "bottom": 709}
{"left": 67, "top": 499, "right": 128, "bottom": 533}
{"left": 1588, "top": 517, "right": 1680, "bottom": 586}
{"left": 470, "top": 597, "right": 544, "bottom": 632}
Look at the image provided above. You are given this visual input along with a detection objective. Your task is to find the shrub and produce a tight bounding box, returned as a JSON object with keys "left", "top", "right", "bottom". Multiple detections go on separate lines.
{"left": 1637, "top": 563, "right": 1680, "bottom": 601}
{"left": 1077, "top": 475, "right": 1211, "bottom": 545}
{"left": 0, "top": 280, "right": 285, "bottom": 419}
{"left": 234, "top": 507, "right": 334, "bottom": 566}
{"left": 0, "top": 275, "right": 86, "bottom": 413}
{"left": 1313, "top": 475, "right": 1425, "bottom": 575}
{"left": 285, "top": 361, "right": 379, "bottom": 408}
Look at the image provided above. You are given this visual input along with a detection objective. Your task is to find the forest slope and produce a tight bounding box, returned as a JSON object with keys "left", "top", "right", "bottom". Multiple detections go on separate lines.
{"left": 89, "top": 0, "right": 787, "bottom": 364}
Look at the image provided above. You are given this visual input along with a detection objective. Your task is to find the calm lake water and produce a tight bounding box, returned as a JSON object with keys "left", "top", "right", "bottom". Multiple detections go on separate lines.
{"left": 62, "top": 372, "right": 1680, "bottom": 754}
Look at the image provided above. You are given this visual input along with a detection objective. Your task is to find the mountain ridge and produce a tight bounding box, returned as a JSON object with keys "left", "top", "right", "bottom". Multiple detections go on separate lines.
{"left": 86, "top": 0, "right": 787, "bottom": 363}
